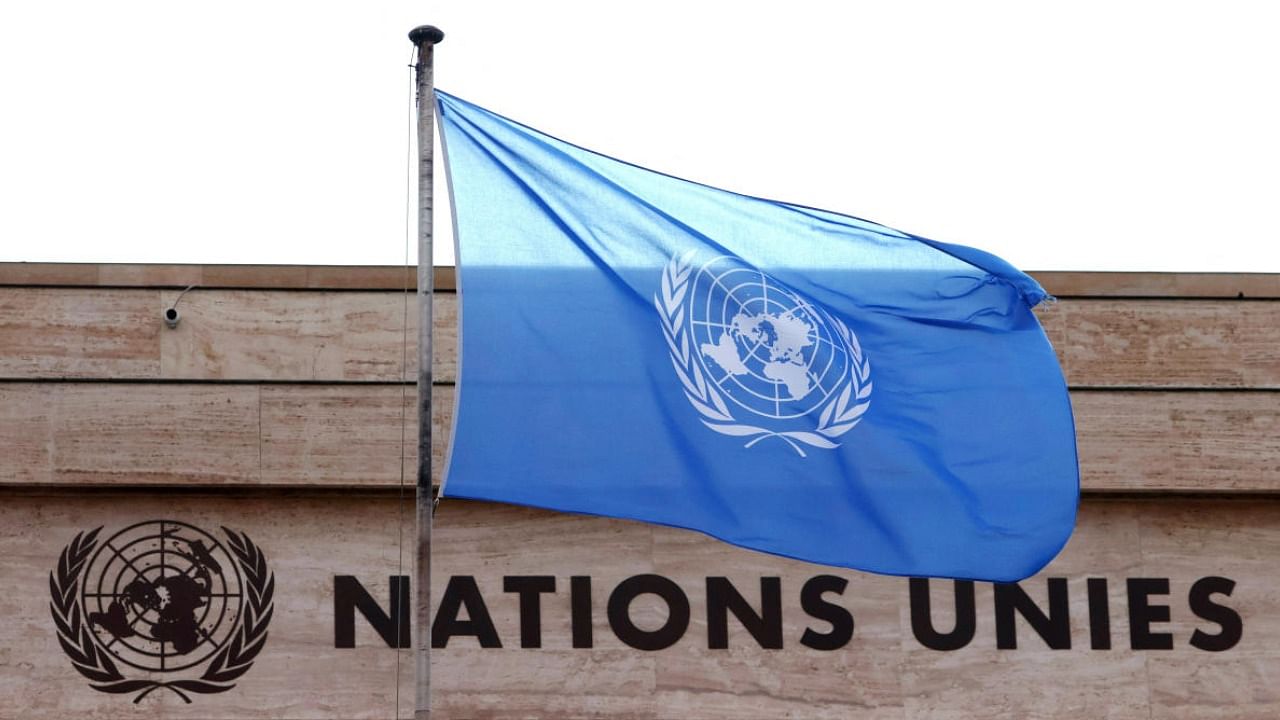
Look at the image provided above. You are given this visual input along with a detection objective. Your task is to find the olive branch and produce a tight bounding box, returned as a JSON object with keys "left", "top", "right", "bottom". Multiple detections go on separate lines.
{"left": 49, "top": 526, "right": 274, "bottom": 704}
{"left": 49, "top": 528, "right": 127, "bottom": 688}
{"left": 655, "top": 253, "right": 872, "bottom": 457}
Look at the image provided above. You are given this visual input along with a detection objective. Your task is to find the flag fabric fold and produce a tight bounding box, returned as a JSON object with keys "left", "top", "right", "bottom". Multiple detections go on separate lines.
{"left": 435, "top": 90, "right": 1078, "bottom": 582}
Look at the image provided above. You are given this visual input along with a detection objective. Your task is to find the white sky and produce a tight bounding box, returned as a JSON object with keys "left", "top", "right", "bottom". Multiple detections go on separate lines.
{"left": 1, "top": 1, "right": 1277, "bottom": 271}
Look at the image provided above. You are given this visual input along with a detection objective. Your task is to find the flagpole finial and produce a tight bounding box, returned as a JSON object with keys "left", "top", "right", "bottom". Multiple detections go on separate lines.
{"left": 409, "top": 25, "right": 445, "bottom": 46}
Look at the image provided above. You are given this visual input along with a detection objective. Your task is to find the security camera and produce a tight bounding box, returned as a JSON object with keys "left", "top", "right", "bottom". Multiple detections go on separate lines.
{"left": 163, "top": 285, "right": 196, "bottom": 329}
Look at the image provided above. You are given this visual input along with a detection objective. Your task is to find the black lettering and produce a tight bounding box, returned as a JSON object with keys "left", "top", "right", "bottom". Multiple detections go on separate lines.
{"left": 607, "top": 574, "right": 690, "bottom": 651}
{"left": 909, "top": 578, "right": 976, "bottom": 651}
{"left": 571, "top": 576, "right": 593, "bottom": 649}
{"left": 1087, "top": 577, "right": 1111, "bottom": 650}
{"left": 1189, "top": 576, "right": 1242, "bottom": 652}
{"left": 503, "top": 576, "right": 556, "bottom": 648}
{"left": 333, "top": 575, "right": 409, "bottom": 649}
{"left": 799, "top": 575, "right": 853, "bottom": 651}
{"left": 1127, "top": 578, "right": 1174, "bottom": 650}
{"left": 706, "top": 577, "right": 783, "bottom": 649}
{"left": 994, "top": 578, "right": 1071, "bottom": 650}
{"left": 432, "top": 575, "right": 501, "bottom": 648}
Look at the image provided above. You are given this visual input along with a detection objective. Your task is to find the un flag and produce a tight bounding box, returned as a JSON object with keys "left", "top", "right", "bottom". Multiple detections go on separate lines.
{"left": 436, "top": 90, "right": 1078, "bottom": 582}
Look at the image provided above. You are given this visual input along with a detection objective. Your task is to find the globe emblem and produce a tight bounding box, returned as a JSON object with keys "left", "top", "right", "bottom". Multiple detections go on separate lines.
{"left": 80, "top": 520, "right": 244, "bottom": 673}
{"left": 688, "top": 257, "right": 851, "bottom": 420}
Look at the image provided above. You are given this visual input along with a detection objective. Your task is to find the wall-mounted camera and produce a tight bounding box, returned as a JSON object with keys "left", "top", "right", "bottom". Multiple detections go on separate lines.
{"left": 163, "top": 286, "right": 196, "bottom": 329}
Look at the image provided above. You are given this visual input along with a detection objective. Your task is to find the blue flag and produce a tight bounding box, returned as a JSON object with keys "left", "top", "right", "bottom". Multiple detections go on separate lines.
{"left": 436, "top": 90, "right": 1078, "bottom": 582}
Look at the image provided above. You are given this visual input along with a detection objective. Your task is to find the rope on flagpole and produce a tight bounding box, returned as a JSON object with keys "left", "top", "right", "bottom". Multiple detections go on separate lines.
{"left": 394, "top": 45, "right": 418, "bottom": 720}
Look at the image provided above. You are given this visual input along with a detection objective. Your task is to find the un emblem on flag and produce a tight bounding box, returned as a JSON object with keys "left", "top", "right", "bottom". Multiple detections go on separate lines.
{"left": 656, "top": 253, "right": 873, "bottom": 456}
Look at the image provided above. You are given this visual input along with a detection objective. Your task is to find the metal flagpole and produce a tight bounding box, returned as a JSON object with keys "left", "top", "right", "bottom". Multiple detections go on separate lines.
{"left": 408, "top": 23, "right": 444, "bottom": 720}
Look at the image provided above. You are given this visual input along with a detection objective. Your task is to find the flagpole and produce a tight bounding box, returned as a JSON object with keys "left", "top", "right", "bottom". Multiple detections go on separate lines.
{"left": 409, "top": 23, "right": 444, "bottom": 720}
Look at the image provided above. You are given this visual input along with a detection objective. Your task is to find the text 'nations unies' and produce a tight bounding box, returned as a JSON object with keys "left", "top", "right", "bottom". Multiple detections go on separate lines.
{"left": 332, "top": 575, "right": 1241, "bottom": 652}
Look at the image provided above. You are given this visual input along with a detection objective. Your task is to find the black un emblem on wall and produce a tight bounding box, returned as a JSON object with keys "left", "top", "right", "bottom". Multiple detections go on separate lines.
{"left": 49, "top": 520, "right": 274, "bottom": 703}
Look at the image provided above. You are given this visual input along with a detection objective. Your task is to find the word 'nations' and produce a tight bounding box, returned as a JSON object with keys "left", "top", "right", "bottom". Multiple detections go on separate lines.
{"left": 333, "top": 574, "right": 1240, "bottom": 652}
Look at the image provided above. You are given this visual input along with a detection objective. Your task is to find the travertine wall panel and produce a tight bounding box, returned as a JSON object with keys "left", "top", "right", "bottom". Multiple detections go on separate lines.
{"left": 1, "top": 383, "right": 1275, "bottom": 493}
{"left": 0, "top": 384, "right": 52, "bottom": 484}
{"left": 0, "top": 288, "right": 454, "bottom": 382}
{"left": 51, "top": 384, "right": 261, "bottom": 485}
{"left": 1147, "top": 655, "right": 1280, "bottom": 719}
{"left": 1056, "top": 298, "right": 1280, "bottom": 389}
{"left": 1072, "top": 390, "right": 1280, "bottom": 492}
{"left": 898, "top": 652, "right": 1152, "bottom": 719}
{"left": 0, "top": 288, "right": 1276, "bottom": 389}
{"left": 157, "top": 289, "right": 438, "bottom": 382}
{"left": 259, "top": 385, "right": 417, "bottom": 486}
{"left": 0, "top": 288, "right": 160, "bottom": 378}
{"left": 1, "top": 493, "right": 1276, "bottom": 719}
{"left": 258, "top": 384, "right": 447, "bottom": 486}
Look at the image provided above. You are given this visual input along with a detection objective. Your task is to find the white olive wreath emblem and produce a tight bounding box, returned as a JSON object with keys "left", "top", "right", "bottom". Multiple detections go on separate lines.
{"left": 654, "top": 252, "right": 872, "bottom": 457}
